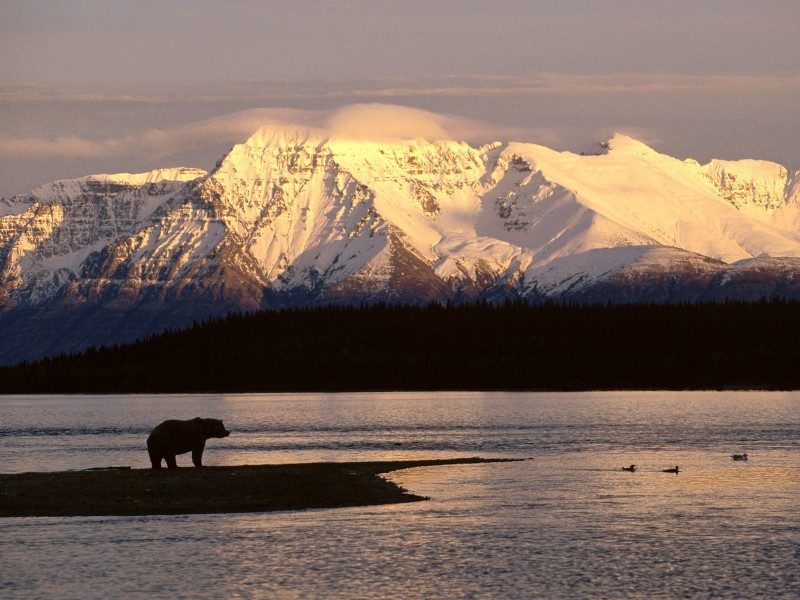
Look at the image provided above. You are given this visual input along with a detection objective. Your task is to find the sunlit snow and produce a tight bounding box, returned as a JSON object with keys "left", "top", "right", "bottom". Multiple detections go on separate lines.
{"left": 2, "top": 105, "right": 800, "bottom": 304}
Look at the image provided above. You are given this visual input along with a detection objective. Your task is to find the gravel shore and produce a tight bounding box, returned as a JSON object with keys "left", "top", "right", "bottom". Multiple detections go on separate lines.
{"left": 0, "top": 457, "right": 515, "bottom": 518}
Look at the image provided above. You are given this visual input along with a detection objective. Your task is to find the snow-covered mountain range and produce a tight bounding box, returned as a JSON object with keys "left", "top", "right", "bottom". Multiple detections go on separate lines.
{"left": 2, "top": 112, "right": 800, "bottom": 363}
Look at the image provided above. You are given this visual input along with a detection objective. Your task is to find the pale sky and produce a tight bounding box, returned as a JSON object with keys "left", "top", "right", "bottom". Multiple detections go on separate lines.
{"left": 2, "top": 0, "right": 799, "bottom": 198}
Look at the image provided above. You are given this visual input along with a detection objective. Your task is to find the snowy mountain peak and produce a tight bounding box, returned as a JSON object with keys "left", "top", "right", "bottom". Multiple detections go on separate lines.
{"left": 606, "top": 134, "right": 657, "bottom": 156}
{"left": 703, "top": 158, "right": 789, "bottom": 212}
{"left": 8, "top": 167, "right": 207, "bottom": 207}
{"left": 243, "top": 127, "right": 326, "bottom": 153}
{"left": 2, "top": 119, "right": 800, "bottom": 363}
{"left": 85, "top": 167, "right": 208, "bottom": 186}
{"left": 235, "top": 104, "right": 467, "bottom": 151}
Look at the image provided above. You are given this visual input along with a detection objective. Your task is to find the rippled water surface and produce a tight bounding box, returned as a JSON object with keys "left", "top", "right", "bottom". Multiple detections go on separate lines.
{"left": 1, "top": 391, "right": 798, "bottom": 598}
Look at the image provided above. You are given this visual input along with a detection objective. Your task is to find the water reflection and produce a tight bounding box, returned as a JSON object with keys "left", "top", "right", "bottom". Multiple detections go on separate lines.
{"left": 1, "top": 391, "right": 798, "bottom": 598}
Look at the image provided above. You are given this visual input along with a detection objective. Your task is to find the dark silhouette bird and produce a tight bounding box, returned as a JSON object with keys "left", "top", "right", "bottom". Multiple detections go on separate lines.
{"left": 621, "top": 464, "right": 636, "bottom": 472}
{"left": 732, "top": 453, "right": 748, "bottom": 461}
{"left": 662, "top": 466, "right": 680, "bottom": 474}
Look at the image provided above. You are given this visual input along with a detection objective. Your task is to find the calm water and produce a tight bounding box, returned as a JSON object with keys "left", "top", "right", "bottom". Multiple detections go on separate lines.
{"left": 0, "top": 391, "right": 798, "bottom": 598}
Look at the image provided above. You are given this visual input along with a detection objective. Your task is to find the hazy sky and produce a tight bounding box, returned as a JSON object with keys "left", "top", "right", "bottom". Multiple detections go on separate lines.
{"left": 2, "top": 0, "right": 799, "bottom": 197}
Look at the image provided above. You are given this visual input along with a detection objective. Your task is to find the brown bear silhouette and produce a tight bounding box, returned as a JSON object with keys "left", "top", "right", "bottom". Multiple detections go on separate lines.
{"left": 147, "top": 417, "right": 230, "bottom": 469}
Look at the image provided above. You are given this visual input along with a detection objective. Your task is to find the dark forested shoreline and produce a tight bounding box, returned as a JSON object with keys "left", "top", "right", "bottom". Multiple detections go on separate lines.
{"left": 2, "top": 300, "right": 800, "bottom": 393}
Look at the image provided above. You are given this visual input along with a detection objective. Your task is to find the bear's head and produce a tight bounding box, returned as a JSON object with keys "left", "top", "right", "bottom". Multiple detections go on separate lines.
{"left": 202, "top": 418, "right": 231, "bottom": 439}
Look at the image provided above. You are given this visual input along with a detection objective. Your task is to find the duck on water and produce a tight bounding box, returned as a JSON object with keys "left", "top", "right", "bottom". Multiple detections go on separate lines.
{"left": 621, "top": 464, "right": 636, "bottom": 472}
{"left": 662, "top": 466, "right": 680, "bottom": 474}
{"left": 732, "top": 453, "right": 748, "bottom": 461}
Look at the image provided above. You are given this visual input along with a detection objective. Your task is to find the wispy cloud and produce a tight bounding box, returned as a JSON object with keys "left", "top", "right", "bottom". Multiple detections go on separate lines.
{"left": 0, "top": 105, "right": 512, "bottom": 160}
{"left": 4, "top": 73, "right": 799, "bottom": 107}
{"left": 324, "top": 73, "right": 800, "bottom": 98}
{"left": 0, "top": 83, "right": 226, "bottom": 105}
{"left": 0, "top": 109, "right": 279, "bottom": 159}
{"left": 0, "top": 134, "right": 119, "bottom": 158}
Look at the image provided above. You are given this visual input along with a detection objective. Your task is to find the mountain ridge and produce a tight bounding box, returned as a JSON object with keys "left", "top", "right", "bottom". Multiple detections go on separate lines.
{"left": 2, "top": 110, "right": 799, "bottom": 364}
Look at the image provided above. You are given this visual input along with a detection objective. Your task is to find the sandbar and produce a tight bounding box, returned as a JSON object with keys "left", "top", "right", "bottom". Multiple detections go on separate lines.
{"left": 0, "top": 457, "right": 516, "bottom": 518}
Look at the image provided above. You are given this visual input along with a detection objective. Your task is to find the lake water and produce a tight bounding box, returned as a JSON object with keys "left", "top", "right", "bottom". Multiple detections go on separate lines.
{"left": 0, "top": 391, "right": 798, "bottom": 598}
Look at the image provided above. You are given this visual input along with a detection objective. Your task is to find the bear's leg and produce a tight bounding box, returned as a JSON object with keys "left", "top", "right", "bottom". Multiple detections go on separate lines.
{"left": 192, "top": 448, "right": 204, "bottom": 468}
{"left": 148, "top": 446, "right": 162, "bottom": 469}
{"left": 165, "top": 455, "right": 178, "bottom": 469}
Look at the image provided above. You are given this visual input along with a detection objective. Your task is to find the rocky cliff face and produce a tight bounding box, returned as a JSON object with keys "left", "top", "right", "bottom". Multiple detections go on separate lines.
{"left": 1, "top": 128, "right": 799, "bottom": 363}
{"left": 0, "top": 169, "right": 207, "bottom": 307}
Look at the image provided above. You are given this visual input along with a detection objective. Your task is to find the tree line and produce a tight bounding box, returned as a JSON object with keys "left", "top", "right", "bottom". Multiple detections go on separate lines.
{"left": 2, "top": 299, "right": 799, "bottom": 393}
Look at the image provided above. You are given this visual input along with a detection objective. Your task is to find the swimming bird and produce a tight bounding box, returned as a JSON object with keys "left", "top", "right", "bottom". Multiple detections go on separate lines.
{"left": 621, "top": 464, "right": 636, "bottom": 472}
{"left": 732, "top": 453, "right": 748, "bottom": 461}
{"left": 662, "top": 466, "right": 680, "bottom": 474}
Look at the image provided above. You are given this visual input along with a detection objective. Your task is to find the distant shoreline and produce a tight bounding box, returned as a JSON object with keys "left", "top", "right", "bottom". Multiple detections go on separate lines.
{"left": 3, "top": 302, "right": 800, "bottom": 393}
{"left": 0, "top": 458, "right": 518, "bottom": 518}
